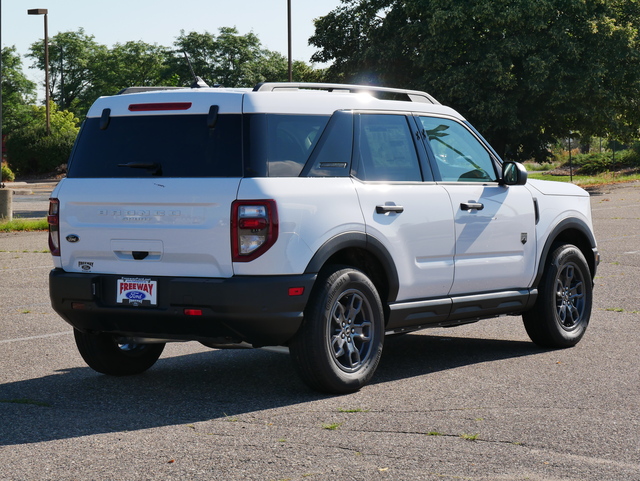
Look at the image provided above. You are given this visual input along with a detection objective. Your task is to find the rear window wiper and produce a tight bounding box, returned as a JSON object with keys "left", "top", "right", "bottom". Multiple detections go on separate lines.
{"left": 117, "top": 162, "right": 163, "bottom": 176}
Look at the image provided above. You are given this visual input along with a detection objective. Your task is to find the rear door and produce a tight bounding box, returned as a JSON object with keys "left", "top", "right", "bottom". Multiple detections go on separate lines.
{"left": 351, "top": 112, "right": 455, "bottom": 302}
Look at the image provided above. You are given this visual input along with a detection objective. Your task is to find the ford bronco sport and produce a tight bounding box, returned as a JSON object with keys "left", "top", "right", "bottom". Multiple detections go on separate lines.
{"left": 48, "top": 82, "right": 599, "bottom": 393}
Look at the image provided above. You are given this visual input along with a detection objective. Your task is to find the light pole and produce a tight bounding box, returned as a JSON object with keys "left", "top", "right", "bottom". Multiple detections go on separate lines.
{"left": 287, "top": 0, "right": 292, "bottom": 82}
{"left": 27, "top": 8, "right": 50, "bottom": 136}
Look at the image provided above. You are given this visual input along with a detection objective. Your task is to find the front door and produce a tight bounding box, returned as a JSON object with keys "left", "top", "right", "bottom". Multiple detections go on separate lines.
{"left": 416, "top": 115, "right": 537, "bottom": 295}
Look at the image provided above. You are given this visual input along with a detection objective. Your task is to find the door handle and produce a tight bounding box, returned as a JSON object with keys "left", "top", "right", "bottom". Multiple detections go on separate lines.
{"left": 376, "top": 205, "right": 404, "bottom": 214}
{"left": 460, "top": 202, "right": 484, "bottom": 211}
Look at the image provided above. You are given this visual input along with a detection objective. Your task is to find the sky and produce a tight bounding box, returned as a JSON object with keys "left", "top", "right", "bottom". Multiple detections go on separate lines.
{"left": 1, "top": 0, "right": 344, "bottom": 89}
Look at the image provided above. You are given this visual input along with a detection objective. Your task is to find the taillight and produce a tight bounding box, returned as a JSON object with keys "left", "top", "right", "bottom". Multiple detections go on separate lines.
{"left": 231, "top": 200, "right": 278, "bottom": 262}
{"left": 48, "top": 198, "right": 60, "bottom": 256}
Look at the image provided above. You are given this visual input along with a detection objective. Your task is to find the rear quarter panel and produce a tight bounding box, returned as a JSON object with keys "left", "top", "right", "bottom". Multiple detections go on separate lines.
{"left": 234, "top": 178, "right": 365, "bottom": 275}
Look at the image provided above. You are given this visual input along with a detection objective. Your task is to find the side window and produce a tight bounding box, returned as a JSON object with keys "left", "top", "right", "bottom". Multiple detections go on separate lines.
{"left": 418, "top": 117, "right": 497, "bottom": 182}
{"left": 266, "top": 115, "right": 329, "bottom": 176}
{"left": 305, "top": 110, "right": 354, "bottom": 177}
{"left": 353, "top": 114, "right": 423, "bottom": 182}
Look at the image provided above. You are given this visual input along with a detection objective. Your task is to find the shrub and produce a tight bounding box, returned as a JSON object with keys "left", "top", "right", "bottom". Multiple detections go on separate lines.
{"left": 572, "top": 149, "right": 640, "bottom": 175}
{"left": 1, "top": 163, "right": 15, "bottom": 182}
{"left": 5, "top": 103, "right": 79, "bottom": 176}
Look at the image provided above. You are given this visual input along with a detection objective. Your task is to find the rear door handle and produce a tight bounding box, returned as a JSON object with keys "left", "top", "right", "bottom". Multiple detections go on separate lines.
{"left": 376, "top": 205, "right": 404, "bottom": 214}
{"left": 460, "top": 202, "right": 484, "bottom": 211}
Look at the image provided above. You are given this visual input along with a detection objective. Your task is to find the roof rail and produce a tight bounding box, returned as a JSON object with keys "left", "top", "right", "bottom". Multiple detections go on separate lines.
{"left": 252, "top": 82, "right": 440, "bottom": 105}
{"left": 117, "top": 86, "right": 187, "bottom": 95}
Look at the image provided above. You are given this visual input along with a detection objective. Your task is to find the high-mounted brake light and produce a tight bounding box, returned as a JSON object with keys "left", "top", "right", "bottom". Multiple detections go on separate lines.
{"left": 231, "top": 200, "right": 278, "bottom": 262}
{"left": 128, "top": 102, "right": 192, "bottom": 112}
{"left": 48, "top": 198, "right": 60, "bottom": 256}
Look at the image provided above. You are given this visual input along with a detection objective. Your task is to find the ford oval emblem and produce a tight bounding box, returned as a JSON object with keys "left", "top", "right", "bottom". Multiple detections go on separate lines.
{"left": 66, "top": 234, "right": 80, "bottom": 243}
{"left": 126, "top": 291, "right": 146, "bottom": 301}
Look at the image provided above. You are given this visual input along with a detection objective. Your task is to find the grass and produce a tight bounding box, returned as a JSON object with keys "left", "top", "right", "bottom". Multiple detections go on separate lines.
{"left": 0, "top": 218, "right": 48, "bottom": 232}
{"left": 338, "top": 407, "right": 370, "bottom": 413}
{"left": 322, "top": 422, "right": 342, "bottom": 431}
{"left": 527, "top": 170, "right": 640, "bottom": 186}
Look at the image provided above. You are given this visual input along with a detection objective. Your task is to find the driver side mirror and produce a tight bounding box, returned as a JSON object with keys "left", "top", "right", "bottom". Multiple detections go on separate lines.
{"left": 501, "top": 162, "right": 528, "bottom": 186}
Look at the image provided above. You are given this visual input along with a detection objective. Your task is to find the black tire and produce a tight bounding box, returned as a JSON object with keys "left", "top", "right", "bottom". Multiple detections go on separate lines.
{"left": 289, "top": 266, "right": 385, "bottom": 394}
{"left": 523, "top": 244, "right": 593, "bottom": 348}
{"left": 74, "top": 329, "right": 165, "bottom": 376}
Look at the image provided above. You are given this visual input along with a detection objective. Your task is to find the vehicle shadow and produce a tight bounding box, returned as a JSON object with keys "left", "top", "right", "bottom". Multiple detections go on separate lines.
{"left": 0, "top": 333, "right": 542, "bottom": 446}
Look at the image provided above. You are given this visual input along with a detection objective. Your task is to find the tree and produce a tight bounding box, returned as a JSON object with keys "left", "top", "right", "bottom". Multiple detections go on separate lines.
{"left": 1, "top": 46, "right": 36, "bottom": 135}
{"left": 171, "top": 28, "right": 325, "bottom": 87}
{"left": 89, "top": 41, "right": 177, "bottom": 98}
{"left": 27, "top": 28, "right": 108, "bottom": 118}
{"left": 311, "top": 0, "right": 640, "bottom": 160}
{"left": 25, "top": 27, "right": 327, "bottom": 120}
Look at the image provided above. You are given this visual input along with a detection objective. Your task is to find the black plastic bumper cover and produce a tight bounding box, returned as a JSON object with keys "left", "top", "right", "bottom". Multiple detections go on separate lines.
{"left": 49, "top": 269, "right": 316, "bottom": 347}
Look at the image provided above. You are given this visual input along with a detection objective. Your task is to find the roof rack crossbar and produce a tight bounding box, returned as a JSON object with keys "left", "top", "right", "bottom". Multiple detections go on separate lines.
{"left": 252, "top": 82, "right": 439, "bottom": 105}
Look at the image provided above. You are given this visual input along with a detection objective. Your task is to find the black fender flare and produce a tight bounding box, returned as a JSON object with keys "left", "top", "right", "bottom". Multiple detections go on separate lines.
{"left": 534, "top": 217, "right": 598, "bottom": 287}
{"left": 304, "top": 231, "right": 400, "bottom": 302}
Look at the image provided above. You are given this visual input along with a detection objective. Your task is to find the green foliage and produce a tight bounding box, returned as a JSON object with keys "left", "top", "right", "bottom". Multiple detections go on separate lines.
{"left": 321, "top": 422, "right": 342, "bottom": 430}
{"left": 310, "top": 0, "right": 640, "bottom": 161}
{"left": 1, "top": 164, "right": 15, "bottom": 182}
{"left": 1, "top": 46, "right": 37, "bottom": 135}
{"left": 571, "top": 149, "right": 640, "bottom": 175}
{"left": 27, "top": 28, "right": 108, "bottom": 119}
{"left": 26, "top": 27, "right": 326, "bottom": 119}
{"left": 171, "top": 28, "right": 324, "bottom": 87}
{"left": 89, "top": 41, "right": 177, "bottom": 98}
{"left": 5, "top": 103, "right": 80, "bottom": 175}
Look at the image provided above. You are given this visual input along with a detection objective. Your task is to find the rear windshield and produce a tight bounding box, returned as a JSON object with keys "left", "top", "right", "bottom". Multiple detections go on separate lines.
{"left": 67, "top": 114, "right": 243, "bottom": 178}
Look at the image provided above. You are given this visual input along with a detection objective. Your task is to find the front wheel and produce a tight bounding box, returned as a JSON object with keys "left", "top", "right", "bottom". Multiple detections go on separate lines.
{"left": 523, "top": 244, "right": 593, "bottom": 348}
{"left": 74, "top": 329, "right": 165, "bottom": 376}
{"left": 289, "top": 266, "right": 385, "bottom": 394}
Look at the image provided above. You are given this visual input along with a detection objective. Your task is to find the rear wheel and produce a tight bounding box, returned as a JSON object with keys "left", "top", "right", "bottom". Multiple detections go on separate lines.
{"left": 289, "top": 266, "right": 384, "bottom": 394}
{"left": 523, "top": 244, "right": 592, "bottom": 348}
{"left": 74, "top": 329, "right": 165, "bottom": 376}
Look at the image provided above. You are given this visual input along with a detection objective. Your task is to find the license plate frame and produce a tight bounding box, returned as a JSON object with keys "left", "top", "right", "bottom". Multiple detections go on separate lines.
{"left": 116, "top": 277, "right": 158, "bottom": 306}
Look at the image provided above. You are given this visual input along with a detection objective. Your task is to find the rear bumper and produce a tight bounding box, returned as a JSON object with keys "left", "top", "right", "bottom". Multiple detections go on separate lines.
{"left": 49, "top": 269, "right": 316, "bottom": 347}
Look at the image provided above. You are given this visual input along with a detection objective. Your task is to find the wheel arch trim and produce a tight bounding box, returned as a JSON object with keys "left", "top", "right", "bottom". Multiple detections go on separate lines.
{"left": 304, "top": 231, "right": 400, "bottom": 302}
{"left": 534, "top": 217, "right": 598, "bottom": 287}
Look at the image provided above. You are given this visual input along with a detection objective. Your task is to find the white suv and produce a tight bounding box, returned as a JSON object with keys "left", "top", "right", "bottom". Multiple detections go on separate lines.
{"left": 48, "top": 82, "right": 599, "bottom": 393}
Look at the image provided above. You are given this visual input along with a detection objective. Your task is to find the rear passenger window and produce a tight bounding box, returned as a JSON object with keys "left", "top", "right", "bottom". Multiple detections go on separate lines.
{"left": 245, "top": 114, "right": 330, "bottom": 177}
{"left": 353, "top": 114, "right": 423, "bottom": 182}
{"left": 418, "top": 117, "right": 497, "bottom": 182}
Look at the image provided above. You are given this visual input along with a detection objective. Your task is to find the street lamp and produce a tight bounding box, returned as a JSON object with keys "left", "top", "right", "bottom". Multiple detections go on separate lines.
{"left": 287, "top": 0, "right": 292, "bottom": 82}
{"left": 27, "top": 8, "right": 50, "bottom": 136}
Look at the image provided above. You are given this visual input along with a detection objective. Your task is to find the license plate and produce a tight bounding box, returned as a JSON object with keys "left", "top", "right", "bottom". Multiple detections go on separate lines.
{"left": 116, "top": 278, "right": 157, "bottom": 306}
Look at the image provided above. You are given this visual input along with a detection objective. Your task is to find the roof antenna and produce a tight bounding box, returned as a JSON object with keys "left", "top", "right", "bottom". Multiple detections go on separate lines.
{"left": 183, "top": 51, "right": 209, "bottom": 88}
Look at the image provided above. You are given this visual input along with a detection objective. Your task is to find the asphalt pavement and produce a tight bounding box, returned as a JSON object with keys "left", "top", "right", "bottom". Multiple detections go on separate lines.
{"left": 1, "top": 180, "right": 58, "bottom": 219}
{"left": 0, "top": 181, "right": 639, "bottom": 480}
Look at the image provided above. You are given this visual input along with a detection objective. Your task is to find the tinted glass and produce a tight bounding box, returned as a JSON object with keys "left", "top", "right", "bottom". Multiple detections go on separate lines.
{"left": 67, "top": 114, "right": 242, "bottom": 178}
{"left": 418, "top": 117, "right": 497, "bottom": 182}
{"left": 244, "top": 114, "right": 330, "bottom": 177}
{"left": 354, "top": 114, "right": 423, "bottom": 182}
{"left": 305, "top": 110, "right": 354, "bottom": 177}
